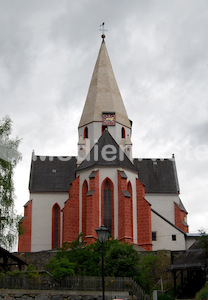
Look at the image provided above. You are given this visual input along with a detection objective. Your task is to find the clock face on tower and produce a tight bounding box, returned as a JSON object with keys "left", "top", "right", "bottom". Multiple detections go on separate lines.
{"left": 102, "top": 112, "right": 116, "bottom": 126}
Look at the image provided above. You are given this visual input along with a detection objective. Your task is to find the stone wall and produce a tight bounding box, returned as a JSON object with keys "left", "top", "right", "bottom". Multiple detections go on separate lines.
{"left": 13, "top": 250, "right": 57, "bottom": 270}
{"left": 0, "top": 289, "right": 130, "bottom": 300}
{"left": 14, "top": 249, "right": 185, "bottom": 271}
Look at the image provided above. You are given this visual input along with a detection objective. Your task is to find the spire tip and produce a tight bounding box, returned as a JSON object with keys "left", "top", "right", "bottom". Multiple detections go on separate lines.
{"left": 99, "top": 22, "right": 107, "bottom": 41}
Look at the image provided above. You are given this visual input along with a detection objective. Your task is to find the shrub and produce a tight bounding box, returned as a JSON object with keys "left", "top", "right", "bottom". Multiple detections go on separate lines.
{"left": 195, "top": 283, "right": 208, "bottom": 300}
{"left": 46, "top": 256, "right": 75, "bottom": 280}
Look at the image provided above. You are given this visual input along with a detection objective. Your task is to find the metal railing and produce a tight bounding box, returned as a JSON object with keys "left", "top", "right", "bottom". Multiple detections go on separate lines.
{"left": 0, "top": 273, "right": 149, "bottom": 299}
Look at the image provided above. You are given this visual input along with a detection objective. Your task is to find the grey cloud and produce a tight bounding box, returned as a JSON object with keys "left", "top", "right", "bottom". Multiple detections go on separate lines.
{"left": 1, "top": 0, "right": 208, "bottom": 234}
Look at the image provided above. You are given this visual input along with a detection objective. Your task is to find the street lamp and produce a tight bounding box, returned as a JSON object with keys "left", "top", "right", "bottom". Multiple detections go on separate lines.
{"left": 95, "top": 225, "right": 109, "bottom": 300}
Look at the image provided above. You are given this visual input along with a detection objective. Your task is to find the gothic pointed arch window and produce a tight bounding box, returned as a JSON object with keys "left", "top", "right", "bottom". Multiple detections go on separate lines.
{"left": 121, "top": 127, "right": 126, "bottom": 138}
{"left": 82, "top": 180, "right": 88, "bottom": 237}
{"left": 84, "top": 127, "right": 88, "bottom": 139}
{"left": 102, "top": 178, "right": 114, "bottom": 235}
{"left": 52, "top": 203, "right": 61, "bottom": 249}
{"left": 127, "top": 181, "right": 133, "bottom": 242}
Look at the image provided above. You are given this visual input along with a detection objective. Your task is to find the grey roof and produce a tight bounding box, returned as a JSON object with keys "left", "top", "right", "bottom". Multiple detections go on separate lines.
{"left": 29, "top": 140, "right": 181, "bottom": 194}
{"left": 122, "top": 190, "right": 131, "bottom": 198}
{"left": 86, "top": 190, "right": 95, "bottom": 196}
{"left": 29, "top": 155, "right": 77, "bottom": 192}
{"left": 76, "top": 130, "right": 138, "bottom": 173}
{"left": 0, "top": 246, "right": 28, "bottom": 269}
{"left": 176, "top": 198, "right": 188, "bottom": 214}
{"left": 89, "top": 170, "right": 98, "bottom": 178}
{"left": 134, "top": 158, "right": 180, "bottom": 194}
{"left": 170, "top": 240, "right": 207, "bottom": 271}
{"left": 118, "top": 170, "right": 128, "bottom": 179}
{"left": 187, "top": 233, "right": 201, "bottom": 237}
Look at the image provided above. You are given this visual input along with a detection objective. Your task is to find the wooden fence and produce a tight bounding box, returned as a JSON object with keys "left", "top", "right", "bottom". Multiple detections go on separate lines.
{"left": 0, "top": 273, "right": 149, "bottom": 299}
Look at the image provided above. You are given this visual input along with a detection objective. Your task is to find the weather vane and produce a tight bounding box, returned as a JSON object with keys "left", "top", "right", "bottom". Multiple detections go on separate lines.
{"left": 99, "top": 22, "right": 108, "bottom": 40}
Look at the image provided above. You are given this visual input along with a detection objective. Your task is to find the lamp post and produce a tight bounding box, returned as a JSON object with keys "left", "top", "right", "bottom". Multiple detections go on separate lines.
{"left": 95, "top": 225, "right": 109, "bottom": 300}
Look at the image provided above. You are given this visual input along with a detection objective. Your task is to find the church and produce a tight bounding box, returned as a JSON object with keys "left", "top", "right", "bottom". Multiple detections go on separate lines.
{"left": 18, "top": 34, "right": 190, "bottom": 253}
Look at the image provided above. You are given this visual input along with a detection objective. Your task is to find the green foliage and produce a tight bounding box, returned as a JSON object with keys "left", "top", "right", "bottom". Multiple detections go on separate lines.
{"left": 195, "top": 282, "right": 208, "bottom": 300}
{"left": 104, "top": 239, "right": 140, "bottom": 278}
{"left": 139, "top": 253, "right": 160, "bottom": 294}
{"left": 47, "top": 256, "right": 75, "bottom": 280}
{"left": 158, "top": 289, "right": 174, "bottom": 300}
{"left": 0, "top": 115, "right": 22, "bottom": 249}
{"left": 199, "top": 229, "right": 208, "bottom": 256}
{"left": 46, "top": 236, "right": 141, "bottom": 281}
{"left": 46, "top": 235, "right": 169, "bottom": 294}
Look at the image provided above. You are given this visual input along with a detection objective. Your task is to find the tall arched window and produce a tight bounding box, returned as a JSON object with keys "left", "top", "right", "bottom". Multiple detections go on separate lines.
{"left": 104, "top": 182, "right": 111, "bottom": 232}
{"left": 121, "top": 127, "right": 125, "bottom": 138}
{"left": 127, "top": 181, "right": 133, "bottom": 241}
{"left": 102, "top": 178, "right": 114, "bottom": 235}
{"left": 84, "top": 127, "right": 88, "bottom": 139}
{"left": 52, "top": 203, "right": 61, "bottom": 249}
{"left": 82, "top": 180, "right": 88, "bottom": 237}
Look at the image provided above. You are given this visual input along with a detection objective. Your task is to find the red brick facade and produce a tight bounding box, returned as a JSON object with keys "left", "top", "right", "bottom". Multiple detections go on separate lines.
{"left": 18, "top": 200, "right": 32, "bottom": 252}
{"left": 85, "top": 171, "right": 100, "bottom": 244}
{"left": 62, "top": 176, "right": 80, "bottom": 244}
{"left": 117, "top": 171, "right": 133, "bottom": 243}
{"left": 174, "top": 202, "right": 189, "bottom": 233}
{"left": 18, "top": 172, "right": 154, "bottom": 251}
{"left": 136, "top": 179, "right": 152, "bottom": 250}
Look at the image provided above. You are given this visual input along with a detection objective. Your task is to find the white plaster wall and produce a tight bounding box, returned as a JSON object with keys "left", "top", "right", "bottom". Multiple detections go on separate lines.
{"left": 146, "top": 194, "right": 180, "bottom": 224}
{"left": 31, "top": 192, "right": 68, "bottom": 252}
{"left": 77, "top": 167, "right": 138, "bottom": 241}
{"left": 186, "top": 236, "right": 198, "bottom": 249}
{"left": 78, "top": 122, "right": 131, "bottom": 151}
{"left": 151, "top": 210, "right": 186, "bottom": 251}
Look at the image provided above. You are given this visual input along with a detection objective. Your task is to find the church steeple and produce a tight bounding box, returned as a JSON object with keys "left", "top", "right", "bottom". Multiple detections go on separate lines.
{"left": 79, "top": 38, "right": 131, "bottom": 129}
{"left": 78, "top": 36, "right": 132, "bottom": 163}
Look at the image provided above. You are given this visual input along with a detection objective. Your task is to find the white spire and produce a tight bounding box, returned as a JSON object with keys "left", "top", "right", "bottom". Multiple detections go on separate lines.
{"left": 79, "top": 39, "right": 131, "bottom": 129}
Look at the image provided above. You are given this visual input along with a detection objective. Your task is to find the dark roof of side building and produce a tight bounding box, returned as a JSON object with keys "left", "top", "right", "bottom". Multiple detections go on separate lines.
{"left": 170, "top": 240, "right": 207, "bottom": 271}
{"left": 29, "top": 155, "right": 77, "bottom": 192}
{"left": 134, "top": 158, "right": 180, "bottom": 194}
{"left": 0, "top": 246, "right": 28, "bottom": 270}
{"left": 76, "top": 129, "right": 138, "bottom": 173}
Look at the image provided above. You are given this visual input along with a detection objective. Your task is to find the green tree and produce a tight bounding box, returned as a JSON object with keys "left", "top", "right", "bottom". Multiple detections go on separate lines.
{"left": 104, "top": 239, "right": 140, "bottom": 278}
{"left": 46, "top": 237, "right": 141, "bottom": 280}
{"left": 46, "top": 256, "right": 75, "bottom": 280}
{"left": 46, "top": 236, "right": 166, "bottom": 294}
{"left": 0, "top": 115, "right": 22, "bottom": 249}
{"left": 199, "top": 229, "right": 208, "bottom": 256}
{"left": 139, "top": 253, "right": 160, "bottom": 294}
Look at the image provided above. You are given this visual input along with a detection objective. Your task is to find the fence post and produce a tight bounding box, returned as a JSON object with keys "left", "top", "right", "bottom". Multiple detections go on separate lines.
{"left": 153, "top": 290, "right": 157, "bottom": 300}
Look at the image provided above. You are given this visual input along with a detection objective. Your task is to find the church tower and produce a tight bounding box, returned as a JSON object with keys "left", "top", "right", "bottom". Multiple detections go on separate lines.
{"left": 77, "top": 35, "right": 133, "bottom": 164}
{"left": 62, "top": 34, "right": 152, "bottom": 250}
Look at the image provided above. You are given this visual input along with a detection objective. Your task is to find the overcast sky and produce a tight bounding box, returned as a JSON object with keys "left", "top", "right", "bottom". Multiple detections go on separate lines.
{"left": 1, "top": 0, "right": 208, "bottom": 234}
